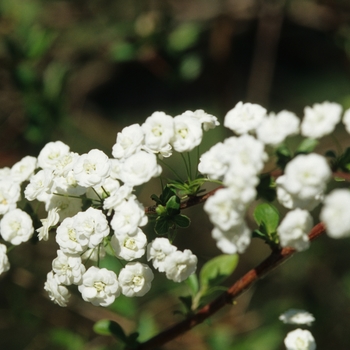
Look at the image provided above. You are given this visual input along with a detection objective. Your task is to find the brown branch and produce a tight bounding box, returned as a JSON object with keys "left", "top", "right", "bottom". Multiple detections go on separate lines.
{"left": 134, "top": 222, "right": 326, "bottom": 350}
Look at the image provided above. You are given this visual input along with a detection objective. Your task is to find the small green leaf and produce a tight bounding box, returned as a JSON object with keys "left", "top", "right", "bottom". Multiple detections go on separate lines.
{"left": 154, "top": 217, "right": 170, "bottom": 235}
{"left": 165, "top": 195, "right": 180, "bottom": 214}
{"left": 199, "top": 254, "right": 239, "bottom": 293}
{"left": 186, "top": 273, "right": 199, "bottom": 295}
{"left": 253, "top": 203, "right": 280, "bottom": 236}
{"left": 174, "top": 214, "right": 190, "bottom": 228}
{"left": 93, "top": 320, "right": 127, "bottom": 342}
{"left": 296, "top": 138, "right": 319, "bottom": 154}
{"left": 155, "top": 204, "right": 166, "bottom": 216}
{"left": 160, "top": 186, "right": 176, "bottom": 204}
{"left": 151, "top": 194, "right": 161, "bottom": 205}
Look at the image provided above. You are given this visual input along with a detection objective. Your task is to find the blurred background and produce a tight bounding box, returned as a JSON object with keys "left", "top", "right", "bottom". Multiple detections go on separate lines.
{"left": 0, "top": 0, "right": 350, "bottom": 349}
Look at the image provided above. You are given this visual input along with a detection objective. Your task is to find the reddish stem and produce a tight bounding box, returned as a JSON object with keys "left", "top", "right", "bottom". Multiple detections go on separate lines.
{"left": 134, "top": 222, "right": 326, "bottom": 350}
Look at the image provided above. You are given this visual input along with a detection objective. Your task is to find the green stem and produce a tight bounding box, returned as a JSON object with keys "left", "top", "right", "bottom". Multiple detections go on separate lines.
{"left": 180, "top": 153, "right": 190, "bottom": 180}
{"left": 158, "top": 159, "right": 183, "bottom": 182}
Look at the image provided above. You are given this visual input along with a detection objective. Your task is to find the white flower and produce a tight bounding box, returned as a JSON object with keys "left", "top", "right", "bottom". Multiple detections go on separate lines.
{"left": 163, "top": 249, "right": 197, "bottom": 282}
{"left": 45, "top": 194, "right": 82, "bottom": 221}
{"left": 198, "top": 142, "right": 230, "bottom": 180}
{"left": 224, "top": 101, "right": 267, "bottom": 134}
{"left": 0, "top": 180, "right": 21, "bottom": 215}
{"left": 74, "top": 208, "right": 110, "bottom": 248}
{"left": 111, "top": 198, "right": 147, "bottom": 235}
{"left": 24, "top": 169, "right": 53, "bottom": 201}
{"left": 301, "top": 101, "right": 342, "bottom": 139}
{"left": 277, "top": 154, "right": 331, "bottom": 210}
{"left": 52, "top": 171, "right": 86, "bottom": 196}
{"left": 78, "top": 266, "right": 120, "bottom": 307}
{"left": 52, "top": 250, "right": 85, "bottom": 285}
{"left": 284, "top": 329, "right": 316, "bottom": 350}
{"left": 147, "top": 237, "right": 177, "bottom": 272}
{"left": 0, "top": 209, "right": 34, "bottom": 245}
{"left": 256, "top": 110, "right": 300, "bottom": 146}
{"left": 141, "top": 111, "right": 174, "bottom": 156}
{"left": 111, "top": 228, "right": 147, "bottom": 261}
{"left": 38, "top": 141, "right": 70, "bottom": 170}
{"left": 212, "top": 223, "right": 251, "bottom": 254}
{"left": 112, "top": 124, "right": 144, "bottom": 159}
{"left": 10, "top": 156, "right": 37, "bottom": 183}
{"left": 0, "top": 243, "right": 10, "bottom": 275}
{"left": 342, "top": 108, "right": 350, "bottom": 134}
{"left": 204, "top": 188, "right": 246, "bottom": 232}
{"left": 192, "top": 109, "right": 219, "bottom": 131}
{"left": 56, "top": 217, "right": 88, "bottom": 255}
{"left": 44, "top": 271, "right": 71, "bottom": 307}
{"left": 118, "top": 262, "right": 154, "bottom": 297}
{"left": 119, "top": 151, "right": 162, "bottom": 186}
{"left": 279, "top": 309, "right": 315, "bottom": 326}
{"left": 37, "top": 208, "right": 60, "bottom": 241}
{"left": 0, "top": 167, "right": 11, "bottom": 180}
{"left": 277, "top": 209, "right": 313, "bottom": 251}
{"left": 53, "top": 152, "right": 79, "bottom": 177}
{"left": 103, "top": 184, "right": 134, "bottom": 214}
{"left": 320, "top": 189, "right": 350, "bottom": 238}
{"left": 74, "top": 149, "right": 110, "bottom": 187}
{"left": 170, "top": 112, "right": 203, "bottom": 152}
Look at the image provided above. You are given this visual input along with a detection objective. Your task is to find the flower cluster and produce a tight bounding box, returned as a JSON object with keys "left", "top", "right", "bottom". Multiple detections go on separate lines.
{"left": 0, "top": 109, "right": 217, "bottom": 307}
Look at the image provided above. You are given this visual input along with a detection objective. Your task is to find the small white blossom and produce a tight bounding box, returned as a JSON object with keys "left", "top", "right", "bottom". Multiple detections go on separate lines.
{"left": 10, "top": 156, "right": 37, "bottom": 183}
{"left": 256, "top": 110, "right": 300, "bottom": 146}
{"left": 301, "top": 101, "right": 342, "bottom": 139}
{"left": 118, "top": 262, "right": 154, "bottom": 297}
{"left": 0, "top": 209, "right": 34, "bottom": 245}
{"left": 224, "top": 101, "right": 267, "bottom": 134}
{"left": 141, "top": 111, "right": 174, "bottom": 156}
{"left": 52, "top": 250, "right": 85, "bottom": 285}
{"left": 0, "top": 180, "right": 21, "bottom": 215}
{"left": 56, "top": 217, "right": 88, "bottom": 255}
{"left": 111, "top": 228, "right": 147, "bottom": 261}
{"left": 192, "top": 109, "right": 219, "bottom": 131}
{"left": 52, "top": 171, "right": 86, "bottom": 196}
{"left": 112, "top": 124, "right": 144, "bottom": 159}
{"left": 44, "top": 271, "right": 71, "bottom": 307}
{"left": 212, "top": 223, "right": 251, "bottom": 254}
{"left": 147, "top": 237, "right": 177, "bottom": 272}
{"left": 37, "top": 208, "right": 60, "bottom": 241}
{"left": 111, "top": 198, "right": 147, "bottom": 235}
{"left": 284, "top": 329, "right": 316, "bottom": 350}
{"left": 170, "top": 112, "right": 203, "bottom": 152}
{"left": 0, "top": 243, "right": 10, "bottom": 275}
{"left": 24, "top": 169, "right": 53, "bottom": 201}
{"left": 74, "top": 149, "right": 110, "bottom": 187}
{"left": 320, "top": 189, "right": 350, "bottom": 238}
{"left": 277, "top": 209, "right": 313, "bottom": 251}
{"left": 53, "top": 152, "right": 79, "bottom": 177}
{"left": 279, "top": 309, "right": 315, "bottom": 326}
{"left": 0, "top": 167, "right": 11, "bottom": 180}
{"left": 38, "top": 141, "right": 70, "bottom": 170}
{"left": 204, "top": 188, "right": 247, "bottom": 232}
{"left": 74, "top": 208, "right": 110, "bottom": 248}
{"left": 103, "top": 184, "right": 134, "bottom": 214}
{"left": 163, "top": 249, "right": 197, "bottom": 283}
{"left": 78, "top": 266, "right": 120, "bottom": 307}
{"left": 277, "top": 154, "right": 331, "bottom": 210}
{"left": 119, "top": 151, "right": 162, "bottom": 186}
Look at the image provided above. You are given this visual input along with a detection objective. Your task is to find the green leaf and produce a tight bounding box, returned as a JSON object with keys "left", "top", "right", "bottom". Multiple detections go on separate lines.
{"left": 199, "top": 254, "right": 239, "bottom": 293}
{"left": 173, "top": 214, "right": 190, "bottom": 228}
{"left": 296, "top": 138, "right": 319, "bottom": 154}
{"left": 160, "top": 186, "right": 176, "bottom": 204}
{"left": 186, "top": 273, "right": 199, "bottom": 295}
{"left": 154, "top": 217, "right": 170, "bottom": 235}
{"left": 165, "top": 195, "right": 180, "bottom": 215}
{"left": 93, "top": 320, "right": 127, "bottom": 342}
{"left": 253, "top": 203, "right": 280, "bottom": 236}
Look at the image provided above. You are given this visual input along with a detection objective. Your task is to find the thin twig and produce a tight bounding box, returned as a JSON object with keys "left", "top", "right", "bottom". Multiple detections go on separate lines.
{"left": 134, "top": 222, "right": 326, "bottom": 350}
